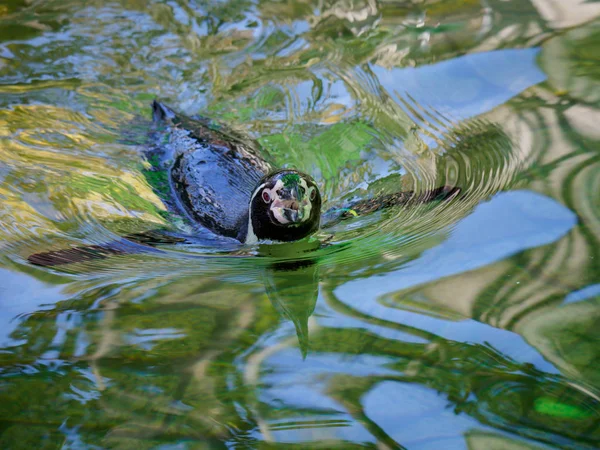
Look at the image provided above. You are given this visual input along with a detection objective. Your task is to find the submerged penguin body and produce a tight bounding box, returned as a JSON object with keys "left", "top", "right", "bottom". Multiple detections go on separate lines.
{"left": 151, "top": 101, "right": 321, "bottom": 243}
{"left": 27, "top": 102, "right": 461, "bottom": 267}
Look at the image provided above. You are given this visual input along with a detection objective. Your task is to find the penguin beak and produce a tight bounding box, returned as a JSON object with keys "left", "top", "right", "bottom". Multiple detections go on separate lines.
{"left": 285, "top": 184, "right": 306, "bottom": 223}
{"left": 270, "top": 183, "right": 311, "bottom": 226}
{"left": 283, "top": 205, "right": 301, "bottom": 223}
{"left": 277, "top": 186, "right": 306, "bottom": 224}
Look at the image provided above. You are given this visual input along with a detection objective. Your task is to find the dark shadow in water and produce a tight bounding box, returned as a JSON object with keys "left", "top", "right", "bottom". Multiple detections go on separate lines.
{"left": 262, "top": 258, "right": 319, "bottom": 358}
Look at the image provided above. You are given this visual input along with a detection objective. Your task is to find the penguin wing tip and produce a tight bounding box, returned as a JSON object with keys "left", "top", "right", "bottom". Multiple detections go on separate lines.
{"left": 152, "top": 99, "right": 167, "bottom": 122}
{"left": 27, "top": 253, "right": 53, "bottom": 267}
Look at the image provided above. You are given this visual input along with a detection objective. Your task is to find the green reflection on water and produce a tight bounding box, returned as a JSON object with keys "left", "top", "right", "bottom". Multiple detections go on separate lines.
{"left": 0, "top": 0, "right": 599, "bottom": 448}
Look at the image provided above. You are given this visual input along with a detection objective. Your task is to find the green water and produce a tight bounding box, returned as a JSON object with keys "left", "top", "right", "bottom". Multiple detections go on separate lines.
{"left": 1, "top": 0, "right": 599, "bottom": 448}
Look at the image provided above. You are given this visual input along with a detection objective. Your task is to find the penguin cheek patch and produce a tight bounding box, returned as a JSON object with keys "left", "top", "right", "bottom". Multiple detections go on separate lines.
{"left": 301, "top": 202, "right": 312, "bottom": 222}
{"left": 271, "top": 207, "right": 290, "bottom": 225}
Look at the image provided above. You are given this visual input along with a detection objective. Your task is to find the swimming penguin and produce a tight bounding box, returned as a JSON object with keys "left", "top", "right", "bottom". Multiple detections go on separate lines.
{"left": 27, "top": 101, "right": 460, "bottom": 266}
{"left": 150, "top": 101, "right": 322, "bottom": 244}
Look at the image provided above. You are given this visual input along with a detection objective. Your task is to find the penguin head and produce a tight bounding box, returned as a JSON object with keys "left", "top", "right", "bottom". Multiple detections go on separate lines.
{"left": 247, "top": 170, "right": 322, "bottom": 243}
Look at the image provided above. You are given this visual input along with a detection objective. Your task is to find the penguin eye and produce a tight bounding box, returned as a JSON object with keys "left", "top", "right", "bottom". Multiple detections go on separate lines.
{"left": 309, "top": 188, "right": 316, "bottom": 201}
{"left": 262, "top": 189, "right": 271, "bottom": 203}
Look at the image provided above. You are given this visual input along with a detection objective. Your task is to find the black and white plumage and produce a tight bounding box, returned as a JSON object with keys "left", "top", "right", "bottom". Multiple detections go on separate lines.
{"left": 27, "top": 101, "right": 460, "bottom": 266}
{"left": 245, "top": 170, "right": 321, "bottom": 243}
{"left": 152, "top": 101, "right": 322, "bottom": 244}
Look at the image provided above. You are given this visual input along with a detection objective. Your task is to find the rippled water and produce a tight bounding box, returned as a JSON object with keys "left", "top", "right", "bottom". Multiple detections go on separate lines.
{"left": 1, "top": 0, "right": 599, "bottom": 448}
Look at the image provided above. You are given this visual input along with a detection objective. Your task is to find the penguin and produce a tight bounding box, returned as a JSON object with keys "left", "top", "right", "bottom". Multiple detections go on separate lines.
{"left": 27, "top": 101, "right": 459, "bottom": 266}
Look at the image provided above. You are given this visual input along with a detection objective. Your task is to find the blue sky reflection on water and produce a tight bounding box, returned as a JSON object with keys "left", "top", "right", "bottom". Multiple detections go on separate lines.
{"left": 1, "top": 1, "right": 599, "bottom": 448}
{"left": 0, "top": 269, "right": 64, "bottom": 348}
{"left": 322, "top": 48, "right": 547, "bottom": 125}
{"left": 333, "top": 190, "right": 577, "bottom": 371}
{"left": 364, "top": 381, "right": 488, "bottom": 449}
{"left": 336, "top": 190, "right": 577, "bottom": 299}
{"left": 374, "top": 48, "right": 547, "bottom": 121}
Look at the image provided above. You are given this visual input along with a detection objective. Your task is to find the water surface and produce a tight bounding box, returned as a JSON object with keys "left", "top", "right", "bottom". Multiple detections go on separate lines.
{"left": 0, "top": 0, "right": 599, "bottom": 448}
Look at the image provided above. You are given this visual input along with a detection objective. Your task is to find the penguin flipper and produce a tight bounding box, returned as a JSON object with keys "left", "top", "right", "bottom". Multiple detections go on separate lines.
{"left": 27, "top": 231, "right": 184, "bottom": 267}
{"left": 152, "top": 100, "right": 177, "bottom": 123}
{"left": 321, "top": 186, "right": 462, "bottom": 228}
